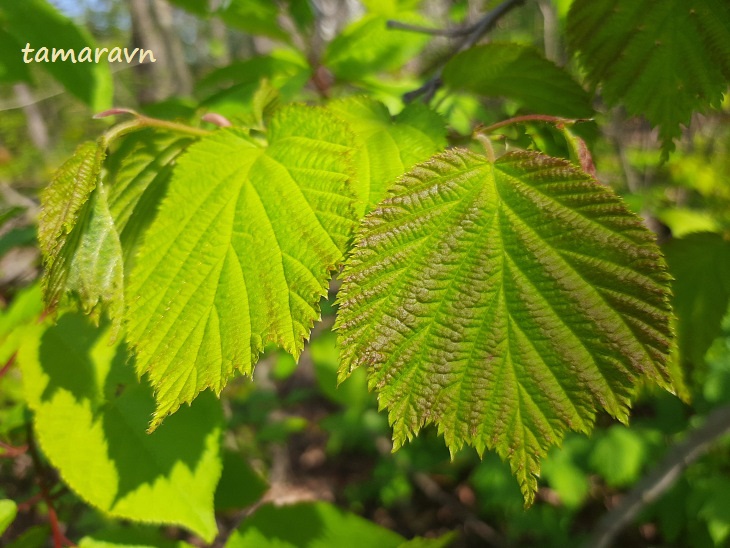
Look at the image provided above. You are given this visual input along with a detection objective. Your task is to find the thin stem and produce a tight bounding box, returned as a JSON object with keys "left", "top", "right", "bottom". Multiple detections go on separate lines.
{"left": 402, "top": 0, "right": 526, "bottom": 103}
{"left": 98, "top": 112, "right": 211, "bottom": 150}
{"left": 479, "top": 114, "right": 586, "bottom": 134}
{"left": 386, "top": 20, "right": 473, "bottom": 37}
{"left": 584, "top": 403, "right": 730, "bottom": 548}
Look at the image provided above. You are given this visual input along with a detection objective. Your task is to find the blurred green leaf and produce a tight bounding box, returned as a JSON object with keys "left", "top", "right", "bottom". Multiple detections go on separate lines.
{"left": 0, "top": 0, "right": 112, "bottom": 110}
{"left": 0, "top": 30, "right": 32, "bottom": 83}
{"left": 167, "top": 0, "right": 209, "bottom": 17}
{"left": 17, "top": 314, "right": 223, "bottom": 542}
{"left": 589, "top": 426, "right": 648, "bottom": 487}
{"left": 215, "top": 451, "right": 268, "bottom": 511}
{"left": 218, "top": 0, "right": 288, "bottom": 41}
{"left": 324, "top": 14, "right": 429, "bottom": 82}
{"left": 225, "top": 501, "right": 406, "bottom": 547}
{"left": 664, "top": 234, "right": 730, "bottom": 371}
{"left": 442, "top": 43, "right": 594, "bottom": 119}
{"left": 0, "top": 499, "right": 17, "bottom": 536}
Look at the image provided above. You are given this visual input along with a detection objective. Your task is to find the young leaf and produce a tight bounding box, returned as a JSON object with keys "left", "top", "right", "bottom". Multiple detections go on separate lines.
{"left": 0, "top": 0, "right": 113, "bottom": 110}
{"left": 336, "top": 149, "right": 674, "bottom": 504}
{"left": 38, "top": 141, "right": 124, "bottom": 322}
{"left": 328, "top": 97, "right": 446, "bottom": 213}
{"left": 442, "top": 43, "right": 594, "bottom": 119}
{"left": 17, "top": 314, "right": 223, "bottom": 542}
{"left": 126, "top": 105, "right": 359, "bottom": 428}
{"left": 0, "top": 500, "right": 16, "bottom": 536}
{"left": 567, "top": 0, "right": 730, "bottom": 156}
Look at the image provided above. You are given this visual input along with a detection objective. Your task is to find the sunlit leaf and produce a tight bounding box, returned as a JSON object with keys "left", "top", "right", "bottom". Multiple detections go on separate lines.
{"left": 126, "top": 105, "right": 359, "bottom": 427}
{"left": 337, "top": 149, "right": 674, "bottom": 503}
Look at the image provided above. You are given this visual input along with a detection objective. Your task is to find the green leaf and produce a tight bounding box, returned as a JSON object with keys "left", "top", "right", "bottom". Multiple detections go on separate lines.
{"left": 79, "top": 525, "right": 194, "bottom": 548}
{"left": 214, "top": 451, "right": 268, "bottom": 511}
{"left": 324, "top": 14, "right": 430, "bottom": 82}
{"left": 0, "top": 0, "right": 113, "bottom": 110}
{"left": 0, "top": 283, "right": 43, "bottom": 364}
{"left": 217, "top": 0, "right": 288, "bottom": 41}
{"left": 225, "top": 501, "right": 405, "bottom": 548}
{"left": 336, "top": 149, "right": 674, "bottom": 503}
{"left": 0, "top": 499, "right": 17, "bottom": 536}
{"left": 17, "top": 314, "right": 223, "bottom": 542}
{"left": 126, "top": 105, "right": 359, "bottom": 427}
{"left": 0, "top": 30, "right": 32, "bottom": 83}
{"left": 328, "top": 97, "right": 446, "bottom": 213}
{"left": 442, "top": 43, "right": 594, "bottom": 119}
{"left": 664, "top": 233, "right": 730, "bottom": 370}
{"left": 589, "top": 425, "right": 647, "bottom": 487}
{"left": 567, "top": 0, "right": 730, "bottom": 156}
{"left": 106, "top": 130, "right": 195, "bottom": 269}
{"left": 167, "top": 0, "right": 209, "bottom": 17}
{"left": 38, "top": 141, "right": 124, "bottom": 322}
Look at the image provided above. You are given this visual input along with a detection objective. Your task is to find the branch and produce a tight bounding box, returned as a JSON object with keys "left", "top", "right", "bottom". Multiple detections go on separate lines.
{"left": 397, "top": 0, "right": 526, "bottom": 103}
{"left": 584, "top": 403, "right": 730, "bottom": 548}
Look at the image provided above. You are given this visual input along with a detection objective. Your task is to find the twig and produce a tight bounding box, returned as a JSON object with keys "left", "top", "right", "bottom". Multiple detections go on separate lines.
{"left": 386, "top": 20, "right": 473, "bottom": 37}
{"left": 26, "top": 423, "right": 75, "bottom": 548}
{"left": 412, "top": 472, "right": 507, "bottom": 547}
{"left": 584, "top": 403, "right": 730, "bottom": 548}
{"left": 0, "top": 352, "right": 17, "bottom": 379}
{"left": 0, "top": 440, "right": 28, "bottom": 458}
{"left": 399, "top": 0, "right": 526, "bottom": 103}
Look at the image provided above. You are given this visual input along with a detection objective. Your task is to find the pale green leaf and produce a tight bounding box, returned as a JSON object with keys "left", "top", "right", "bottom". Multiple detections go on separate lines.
{"left": 17, "top": 314, "right": 223, "bottom": 542}
{"left": 39, "top": 141, "right": 124, "bottom": 322}
{"left": 336, "top": 149, "right": 674, "bottom": 503}
{"left": 225, "top": 501, "right": 404, "bottom": 548}
{"left": 106, "top": 130, "right": 195, "bottom": 269}
{"left": 0, "top": 283, "right": 43, "bottom": 364}
{"left": 0, "top": 0, "right": 113, "bottom": 110}
{"left": 0, "top": 499, "right": 17, "bottom": 536}
{"left": 328, "top": 97, "right": 446, "bottom": 213}
{"left": 127, "top": 105, "right": 359, "bottom": 427}
{"left": 568, "top": 0, "right": 730, "bottom": 156}
{"left": 589, "top": 425, "right": 648, "bottom": 488}
{"left": 442, "top": 43, "right": 594, "bottom": 119}
{"left": 324, "top": 14, "right": 430, "bottom": 82}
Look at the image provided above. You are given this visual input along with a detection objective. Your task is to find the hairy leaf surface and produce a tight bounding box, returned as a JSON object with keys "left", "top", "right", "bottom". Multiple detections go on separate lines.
{"left": 336, "top": 149, "right": 674, "bottom": 503}
{"left": 568, "top": 0, "right": 730, "bottom": 156}
{"left": 442, "top": 43, "right": 594, "bottom": 119}
{"left": 328, "top": 97, "right": 446, "bottom": 213}
{"left": 18, "top": 314, "right": 222, "bottom": 541}
{"left": 39, "top": 141, "right": 124, "bottom": 322}
{"left": 127, "top": 105, "right": 359, "bottom": 427}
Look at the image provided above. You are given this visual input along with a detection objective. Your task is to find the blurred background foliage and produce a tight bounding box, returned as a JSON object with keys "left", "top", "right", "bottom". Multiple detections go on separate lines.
{"left": 0, "top": 0, "right": 728, "bottom": 546}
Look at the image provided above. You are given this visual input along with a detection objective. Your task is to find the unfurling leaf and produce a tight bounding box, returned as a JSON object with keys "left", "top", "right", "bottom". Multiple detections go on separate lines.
{"left": 126, "top": 105, "right": 359, "bottom": 428}
{"left": 336, "top": 149, "right": 674, "bottom": 503}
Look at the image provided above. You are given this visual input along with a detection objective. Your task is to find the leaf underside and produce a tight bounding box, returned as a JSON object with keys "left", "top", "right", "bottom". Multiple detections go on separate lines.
{"left": 336, "top": 149, "right": 674, "bottom": 503}
{"left": 568, "top": 0, "right": 730, "bottom": 156}
{"left": 126, "top": 105, "right": 359, "bottom": 428}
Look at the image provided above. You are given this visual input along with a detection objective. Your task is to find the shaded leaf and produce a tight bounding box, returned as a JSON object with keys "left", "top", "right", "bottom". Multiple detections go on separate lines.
{"left": 568, "top": 0, "right": 730, "bottom": 156}
{"left": 442, "top": 43, "right": 594, "bottom": 119}
{"left": 18, "top": 314, "right": 223, "bottom": 542}
{"left": 664, "top": 233, "right": 730, "bottom": 370}
{"left": 0, "top": 0, "right": 112, "bottom": 110}
{"left": 336, "top": 149, "right": 674, "bottom": 503}
{"left": 126, "top": 105, "right": 359, "bottom": 427}
{"left": 328, "top": 97, "right": 446, "bottom": 213}
{"left": 225, "top": 501, "right": 404, "bottom": 548}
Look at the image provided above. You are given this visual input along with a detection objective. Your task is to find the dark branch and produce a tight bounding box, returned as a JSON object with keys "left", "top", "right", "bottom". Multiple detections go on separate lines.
{"left": 398, "top": 0, "right": 526, "bottom": 103}
{"left": 584, "top": 403, "right": 730, "bottom": 548}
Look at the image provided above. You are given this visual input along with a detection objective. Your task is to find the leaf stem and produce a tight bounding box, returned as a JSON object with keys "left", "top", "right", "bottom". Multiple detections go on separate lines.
{"left": 98, "top": 111, "right": 211, "bottom": 149}
{"left": 479, "top": 114, "right": 589, "bottom": 134}
{"left": 401, "top": 0, "right": 526, "bottom": 103}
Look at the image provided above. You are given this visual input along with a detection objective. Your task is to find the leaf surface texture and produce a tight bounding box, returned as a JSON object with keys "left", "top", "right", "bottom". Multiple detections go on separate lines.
{"left": 336, "top": 149, "right": 674, "bottom": 502}
{"left": 127, "top": 105, "right": 359, "bottom": 426}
